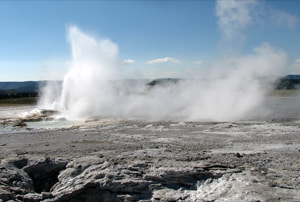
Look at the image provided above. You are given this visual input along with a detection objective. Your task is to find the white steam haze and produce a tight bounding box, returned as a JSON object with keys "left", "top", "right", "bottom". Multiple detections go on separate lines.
{"left": 38, "top": 26, "right": 288, "bottom": 121}
{"left": 38, "top": 0, "right": 291, "bottom": 121}
{"left": 216, "top": 0, "right": 257, "bottom": 41}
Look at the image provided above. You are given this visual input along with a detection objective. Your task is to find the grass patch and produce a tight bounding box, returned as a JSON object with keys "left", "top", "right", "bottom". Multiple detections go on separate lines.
{"left": 0, "top": 97, "right": 38, "bottom": 105}
{"left": 268, "top": 90, "right": 300, "bottom": 97}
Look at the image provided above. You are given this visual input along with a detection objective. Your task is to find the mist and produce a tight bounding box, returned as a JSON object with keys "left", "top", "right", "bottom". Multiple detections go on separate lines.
{"left": 38, "top": 0, "right": 293, "bottom": 121}
{"left": 38, "top": 24, "right": 290, "bottom": 121}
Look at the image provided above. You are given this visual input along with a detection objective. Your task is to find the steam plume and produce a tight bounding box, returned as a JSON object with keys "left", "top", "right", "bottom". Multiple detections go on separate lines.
{"left": 39, "top": 26, "right": 288, "bottom": 121}
{"left": 216, "top": 0, "right": 258, "bottom": 41}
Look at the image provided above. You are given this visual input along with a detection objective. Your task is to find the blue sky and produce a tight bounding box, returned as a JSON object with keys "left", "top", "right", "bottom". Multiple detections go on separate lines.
{"left": 0, "top": 0, "right": 300, "bottom": 81}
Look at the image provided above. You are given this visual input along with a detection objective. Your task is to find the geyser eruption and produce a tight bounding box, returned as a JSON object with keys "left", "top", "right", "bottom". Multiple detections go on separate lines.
{"left": 39, "top": 26, "right": 288, "bottom": 121}
{"left": 57, "top": 26, "right": 120, "bottom": 119}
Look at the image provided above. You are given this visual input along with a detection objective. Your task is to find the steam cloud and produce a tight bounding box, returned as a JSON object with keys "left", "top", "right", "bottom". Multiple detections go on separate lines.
{"left": 271, "top": 8, "right": 298, "bottom": 29}
{"left": 38, "top": 1, "right": 294, "bottom": 121}
{"left": 38, "top": 25, "right": 288, "bottom": 121}
{"left": 216, "top": 0, "right": 258, "bottom": 41}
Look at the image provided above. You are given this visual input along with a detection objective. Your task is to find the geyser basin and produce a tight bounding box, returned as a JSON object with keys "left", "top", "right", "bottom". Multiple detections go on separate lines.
{"left": 38, "top": 26, "right": 289, "bottom": 121}
{"left": 0, "top": 119, "right": 299, "bottom": 201}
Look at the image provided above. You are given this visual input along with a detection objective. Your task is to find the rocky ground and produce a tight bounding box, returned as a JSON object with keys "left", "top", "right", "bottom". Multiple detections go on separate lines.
{"left": 0, "top": 118, "right": 299, "bottom": 201}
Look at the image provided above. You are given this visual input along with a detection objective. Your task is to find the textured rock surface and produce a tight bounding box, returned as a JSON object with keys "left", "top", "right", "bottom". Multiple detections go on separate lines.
{"left": 0, "top": 120, "right": 299, "bottom": 201}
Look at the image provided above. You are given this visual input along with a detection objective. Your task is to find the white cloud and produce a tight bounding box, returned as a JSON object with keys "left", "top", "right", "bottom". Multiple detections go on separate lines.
{"left": 271, "top": 9, "right": 298, "bottom": 29}
{"left": 194, "top": 60, "right": 203, "bottom": 64}
{"left": 215, "top": 0, "right": 258, "bottom": 41}
{"left": 146, "top": 57, "right": 180, "bottom": 65}
{"left": 216, "top": 0, "right": 298, "bottom": 41}
{"left": 122, "top": 59, "right": 135, "bottom": 64}
{"left": 292, "top": 64, "right": 300, "bottom": 69}
{"left": 291, "top": 58, "right": 300, "bottom": 69}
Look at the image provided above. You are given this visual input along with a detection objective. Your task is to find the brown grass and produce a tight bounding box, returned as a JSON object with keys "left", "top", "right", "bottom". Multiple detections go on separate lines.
{"left": 0, "top": 97, "right": 38, "bottom": 106}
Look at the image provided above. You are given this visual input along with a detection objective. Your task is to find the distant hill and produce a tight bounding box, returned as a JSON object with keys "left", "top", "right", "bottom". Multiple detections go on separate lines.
{"left": 0, "top": 81, "right": 43, "bottom": 99}
{"left": 147, "top": 78, "right": 180, "bottom": 86}
{"left": 146, "top": 76, "right": 300, "bottom": 90}
{"left": 0, "top": 81, "right": 39, "bottom": 92}
{"left": 0, "top": 75, "right": 298, "bottom": 99}
{"left": 275, "top": 75, "right": 300, "bottom": 90}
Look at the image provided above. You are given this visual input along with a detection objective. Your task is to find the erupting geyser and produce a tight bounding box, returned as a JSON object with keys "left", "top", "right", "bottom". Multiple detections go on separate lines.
{"left": 39, "top": 26, "right": 289, "bottom": 121}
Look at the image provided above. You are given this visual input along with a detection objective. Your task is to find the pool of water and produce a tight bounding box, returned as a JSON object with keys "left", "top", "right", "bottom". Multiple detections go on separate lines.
{"left": 0, "top": 105, "right": 36, "bottom": 119}
{"left": 26, "top": 119, "right": 83, "bottom": 129}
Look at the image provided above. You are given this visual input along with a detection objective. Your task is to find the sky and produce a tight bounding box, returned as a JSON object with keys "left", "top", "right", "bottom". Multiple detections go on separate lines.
{"left": 0, "top": 0, "right": 300, "bottom": 81}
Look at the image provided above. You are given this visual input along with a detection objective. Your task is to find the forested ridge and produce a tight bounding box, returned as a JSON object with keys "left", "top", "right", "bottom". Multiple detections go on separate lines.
{"left": 0, "top": 76, "right": 299, "bottom": 99}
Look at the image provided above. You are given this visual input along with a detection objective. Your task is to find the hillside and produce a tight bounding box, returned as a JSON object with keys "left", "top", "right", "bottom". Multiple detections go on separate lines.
{"left": 0, "top": 81, "right": 38, "bottom": 92}
{"left": 0, "top": 75, "right": 299, "bottom": 99}
{"left": 275, "top": 75, "right": 300, "bottom": 90}
{"left": 0, "top": 81, "right": 40, "bottom": 99}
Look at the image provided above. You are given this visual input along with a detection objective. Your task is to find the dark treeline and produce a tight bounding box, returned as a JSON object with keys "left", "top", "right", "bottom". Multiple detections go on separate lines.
{"left": 0, "top": 81, "right": 61, "bottom": 100}
{"left": 275, "top": 75, "right": 300, "bottom": 90}
{"left": 147, "top": 76, "right": 300, "bottom": 90}
{"left": 275, "top": 80, "right": 300, "bottom": 90}
{"left": 0, "top": 76, "right": 299, "bottom": 100}
{"left": 0, "top": 81, "right": 39, "bottom": 99}
{"left": 0, "top": 90, "right": 38, "bottom": 99}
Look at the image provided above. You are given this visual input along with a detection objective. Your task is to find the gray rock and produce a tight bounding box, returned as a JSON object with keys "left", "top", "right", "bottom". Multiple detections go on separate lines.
{"left": 0, "top": 120, "right": 299, "bottom": 201}
{"left": 0, "top": 186, "right": 14, "bottom": 201}
{"left": 24, "top": 158, "right": 67, "bottom": 193}
{"left": 41, "top": 192, "right": 53, "bottom": 199}
{"left": 23, "top": 193, "right": 42, "bottom": 201}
